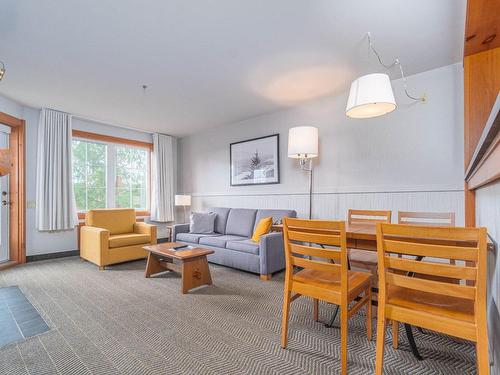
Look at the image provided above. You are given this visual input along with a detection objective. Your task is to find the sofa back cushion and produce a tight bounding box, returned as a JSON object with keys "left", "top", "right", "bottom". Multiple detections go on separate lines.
{"left": 208, "top": 207, "right": 231, "bottom": 234}
{"left": 254, "top": 209, "right": 297, "bottom": 231}
{"left": 86, "top": 208, "right": 136, "bottom": 235}
{"left": 225, "top": 208, "right": 257, "bottom": 237}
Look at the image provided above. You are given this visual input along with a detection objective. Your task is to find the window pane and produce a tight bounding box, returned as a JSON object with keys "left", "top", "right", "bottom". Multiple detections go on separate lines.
{"left": 131, "top": 188, "right": 146, "bottom": 208}
{"left": 87, "top": 142, "right": 106, "bottom": 165}
{"left": 72, "top": 139, "right": 107, "bottom": 211}
{"left": 115, "top": 145, "right": 148, "bottom": 209}
{"left": 74, "top": 184, "right": 86, "bottom": 211}
{"left": 87, "top": 188, "right": 106, "bottom": 209}
{"left": 115, "top": 188, "right": 130, "bottom": 208}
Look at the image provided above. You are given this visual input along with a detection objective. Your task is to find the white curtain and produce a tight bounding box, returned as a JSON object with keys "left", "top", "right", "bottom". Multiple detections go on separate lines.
{"left": 151, "top": 133, "right": 175, "bottom": 222}
{"left": 36, "top": 108, "right": 78, "bottom": 231}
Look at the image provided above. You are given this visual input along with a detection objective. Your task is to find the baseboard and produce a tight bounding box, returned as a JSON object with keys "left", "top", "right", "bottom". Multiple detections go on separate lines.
{"left": 157, "top": 237, "right": 171, "bottom": 244}
{"left": 27, "top": 239, "right": 170, "bottom": 262}
{"left": 26, "top": 250, "right": 80, "bottom": 262}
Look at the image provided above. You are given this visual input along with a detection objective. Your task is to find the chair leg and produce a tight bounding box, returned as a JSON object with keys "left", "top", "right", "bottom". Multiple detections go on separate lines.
{"left": 341, "top": 304, "right": 348, "bottom": 374}
{"left": 366, "top": 287, "right": 372, "bottom": 340}
{"left": 313, "top": 298, "right": 319, "bottom": 322}
{"left": 476, "top": 322, "right": 490, "bottom": 374}
{"left": 392, "top": 321, "right": 399, "bottom": 349}
{"left": 375, "top": 310, "right": 387, "bottom": 375}
{"left": 98, "top": 266, "right": 105, "bottom": 271}
{"left": 281, "top": 289, "right": 292, "bottom": 349}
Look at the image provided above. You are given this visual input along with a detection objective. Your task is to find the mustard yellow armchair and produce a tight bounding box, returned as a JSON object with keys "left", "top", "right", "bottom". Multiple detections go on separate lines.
{"left": 80, "top": 208, "right": 157, "bottom": 270}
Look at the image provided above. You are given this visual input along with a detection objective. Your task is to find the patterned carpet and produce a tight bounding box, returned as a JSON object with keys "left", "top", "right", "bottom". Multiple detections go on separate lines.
{"left": 0, "top": 257, "right": 476, "bottom": 374}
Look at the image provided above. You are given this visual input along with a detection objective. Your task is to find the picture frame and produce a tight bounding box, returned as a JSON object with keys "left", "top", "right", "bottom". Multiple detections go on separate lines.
{"left": 230, "top": 134, "right": 280, "bottom": 186}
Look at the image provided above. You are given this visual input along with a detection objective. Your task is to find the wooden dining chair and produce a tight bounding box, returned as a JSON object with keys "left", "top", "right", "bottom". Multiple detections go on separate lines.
{"left": 392, "top": 210, "right": 458, "bottom": 348}
{"left": 348, "top": 209, "right": 392, "bottom": 279}
{"left": 281, "top": 217, "right": 372, "bottom": 374}
{"left": 375, "top": 223, "right": 489, "bottom": 375}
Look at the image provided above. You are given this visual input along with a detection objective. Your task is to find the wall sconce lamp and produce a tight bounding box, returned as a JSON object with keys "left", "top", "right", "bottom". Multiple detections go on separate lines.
{"left": 288, "top": 126, "right": 319, "bottom": 219}
{"left": 0, "top": 61, "right": 5, "bottom": 81}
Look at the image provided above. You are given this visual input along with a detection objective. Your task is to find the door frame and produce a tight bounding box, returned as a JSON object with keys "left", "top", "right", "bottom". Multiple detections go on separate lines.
{"left": 0, "top": 111, "right": 25, "bottom": 269}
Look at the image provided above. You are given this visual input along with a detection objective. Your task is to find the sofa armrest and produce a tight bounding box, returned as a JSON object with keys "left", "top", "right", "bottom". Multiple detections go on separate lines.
{"left": 172, "top": 224, "right": 190, "bottom": 241}
{"left": 80, "top": 226, "right": 110, "bottom": 266}
{"left": 259, "top": 232, "right": 285, "bottom": 276}
{"left": 134, "top": 222, "right": 157, "bottom": 244}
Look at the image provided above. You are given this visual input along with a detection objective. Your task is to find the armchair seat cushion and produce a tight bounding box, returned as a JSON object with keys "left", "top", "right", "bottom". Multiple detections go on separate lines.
{"left": 109, "top": 233, "right": 151, "bottom": 248}
{"left": 226, "top": 239, "right": 260, "bottom": 255}
{"left": 177, "top": 232, "right": 221, "bottom": 244}
{"left": 199, "top": 235, "right": 247, "bottom": 248}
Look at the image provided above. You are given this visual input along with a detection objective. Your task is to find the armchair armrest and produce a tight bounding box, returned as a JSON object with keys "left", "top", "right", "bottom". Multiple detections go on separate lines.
{"left": 259, "top": 232, "right": 285, "bottom": 276}
{"left": 172, "top": 223, "right": 190, "bottom": 241}
{"left": 80, "top": 226, "right": 110, "bottom": 266}
{"left": 134, "top": 222, "right": 157, "bottom": 244}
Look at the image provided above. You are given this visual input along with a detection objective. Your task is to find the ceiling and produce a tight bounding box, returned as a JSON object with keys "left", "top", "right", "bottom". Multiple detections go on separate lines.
{"left": 0, "top": 0, "right": 466, "bottom": 136}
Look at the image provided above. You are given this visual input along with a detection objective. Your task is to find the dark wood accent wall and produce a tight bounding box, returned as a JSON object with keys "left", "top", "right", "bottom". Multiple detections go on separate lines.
{"left": 464, "top": 0, "right": 500, "bottom": 56}
{"left": 463, "top": 0, "right": 500, "bottom": 227}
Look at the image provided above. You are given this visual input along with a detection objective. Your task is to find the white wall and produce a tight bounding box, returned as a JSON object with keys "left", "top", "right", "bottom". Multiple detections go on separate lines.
{"left": 0, "top": 94, "right": 154, "bottom": 256}
{"left": 178, "top": 63, "right": 465, "bottom": 222}
{"left": 476, "top": 181, "right": 500, "bottom": 374}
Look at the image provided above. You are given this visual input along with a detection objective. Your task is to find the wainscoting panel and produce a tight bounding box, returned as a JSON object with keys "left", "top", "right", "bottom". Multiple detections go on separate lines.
{"left": 191, "top": 190, "right": 465, "bottom": 225}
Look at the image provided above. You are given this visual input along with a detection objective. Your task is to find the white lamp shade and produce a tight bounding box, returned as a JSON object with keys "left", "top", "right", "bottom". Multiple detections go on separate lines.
{"left": 346, "top": 73, "right": 397, "bottom": 119}
{"left": 288, "top": 126, "right": 319, "bottom": 159}
{"left": 174, "top": 194, "right": 191, "bottom": 206}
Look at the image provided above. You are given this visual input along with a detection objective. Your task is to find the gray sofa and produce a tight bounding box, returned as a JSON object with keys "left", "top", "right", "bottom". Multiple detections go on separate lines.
{"left": 172, "top": 207, "right": 296, "bottom": 279}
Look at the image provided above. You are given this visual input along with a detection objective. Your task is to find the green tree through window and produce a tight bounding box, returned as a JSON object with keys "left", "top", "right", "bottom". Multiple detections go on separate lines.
{"left": 72, "top": 140, "right": 106, "bottom": 211}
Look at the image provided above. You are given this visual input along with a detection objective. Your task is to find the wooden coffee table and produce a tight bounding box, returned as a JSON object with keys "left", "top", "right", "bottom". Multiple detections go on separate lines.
{"left": 143, "top": 242, "right": 214, "bottom": 294}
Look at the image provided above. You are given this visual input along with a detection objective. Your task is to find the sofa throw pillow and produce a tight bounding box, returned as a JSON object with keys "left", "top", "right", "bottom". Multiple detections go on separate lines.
{"left": 251, "top": 217, "right": 273, "bottom": 242}
{"left": 189, "top": 212, "right": 217, "bottom": 234}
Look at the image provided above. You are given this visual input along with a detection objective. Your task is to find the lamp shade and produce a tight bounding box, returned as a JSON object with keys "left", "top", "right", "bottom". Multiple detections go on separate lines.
{"left": 174, "top": 194, "right": 191, "bottom": 206}
{"left": 288, "top": 126, "right": 319, "bottom": 159}
{"left": 345, "top": 73, "right": 396, "bottom": 119}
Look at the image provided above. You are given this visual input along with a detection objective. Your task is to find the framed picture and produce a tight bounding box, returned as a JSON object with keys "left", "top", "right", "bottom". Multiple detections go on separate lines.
{"left": 230, "top": 134, "right": 280, "bottom": 186}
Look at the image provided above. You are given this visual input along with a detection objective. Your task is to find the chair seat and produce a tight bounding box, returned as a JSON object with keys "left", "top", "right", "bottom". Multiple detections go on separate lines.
{"left": 293, "top": 269, "right": 371, "bottom": 299}
{"left": 109, "top": 233, "right": 151, "bottom": 248}
{"left": 387, "top": 285, "right": 475, "bottom": 323}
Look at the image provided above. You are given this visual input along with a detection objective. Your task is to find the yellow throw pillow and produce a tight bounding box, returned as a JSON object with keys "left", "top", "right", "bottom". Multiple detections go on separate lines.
{"left": 251, "top": 217, "right": 273, "bottom": 242}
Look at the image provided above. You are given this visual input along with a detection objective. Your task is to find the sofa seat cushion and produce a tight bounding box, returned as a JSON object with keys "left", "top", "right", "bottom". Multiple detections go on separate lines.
{"left": 177, "top": 232, "right": 221, "bottom": 244}
{"left": 199, "top": 235, "right": 247, "bottom": 248}
{"left": 226, "top": 239, "right": 260, "bottom": 255}
{"left": 109, "top": 233, "right": 150, "bottom": 248}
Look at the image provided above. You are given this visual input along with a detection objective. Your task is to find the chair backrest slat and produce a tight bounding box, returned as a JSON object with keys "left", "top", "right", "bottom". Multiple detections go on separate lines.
{"left": 348, "top": 209, "right": 391, "bottom": 224}
{"left": 289, "top": 243, "right": 341, "bottom": 261}
{"left": 383, "top": 239, "right": 478, "bottom": 261}
{"left": 292, "top": 256, "right": 341, "bottom": 273}
{"left": 384, "top": 256, "right": 477, "bottom": 281}
{"left": 380, "top": 224, "right": 479, "bottom": 241}
{"left": 287, "top": 230, "right": 341, "bottom": 246}
{"left": 377, "top": 223, "right": 487, "bottom": 304}
{"left": 398, "top": 211, "right": 455, "bottom": 227}
{"left": 385, "top": 273, "right": 476, "bottom": 300}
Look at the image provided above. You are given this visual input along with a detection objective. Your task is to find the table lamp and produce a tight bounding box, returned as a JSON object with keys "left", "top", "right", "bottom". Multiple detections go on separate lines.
{"left": 175, "top": 194, "right": 191, "bottom": 223}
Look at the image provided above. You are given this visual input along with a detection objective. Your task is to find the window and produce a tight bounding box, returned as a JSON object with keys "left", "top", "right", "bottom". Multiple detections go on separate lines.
{"left": 72, "top": 132, "right": 151, "bottom": 212}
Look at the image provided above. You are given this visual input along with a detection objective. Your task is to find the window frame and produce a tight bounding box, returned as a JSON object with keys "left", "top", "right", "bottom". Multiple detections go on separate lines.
{"left": 72, "top": 130, "right": 152, "bottom": 219}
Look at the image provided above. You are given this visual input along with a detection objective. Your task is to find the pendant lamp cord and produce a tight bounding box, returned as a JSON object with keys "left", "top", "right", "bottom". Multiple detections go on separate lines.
{"left": 367, "top": 32, "right": 426, "bottom": 103}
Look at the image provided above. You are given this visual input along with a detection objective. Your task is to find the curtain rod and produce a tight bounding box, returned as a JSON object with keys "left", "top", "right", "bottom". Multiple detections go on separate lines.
{"left": 70, "top": 113, "right": 157, "bottom": 136}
